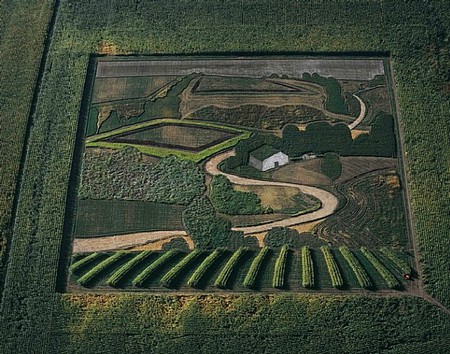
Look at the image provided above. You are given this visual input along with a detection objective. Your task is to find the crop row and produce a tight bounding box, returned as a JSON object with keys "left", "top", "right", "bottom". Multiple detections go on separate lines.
{"left": 301, "top": 247, "right": 314, "bottom": 288}
{"left": 273, "top": 246, "right": 288, "bottom": 289}
{"left": 243, "top": 247, "right": 269, "bottom": 289}
{"left": 379, "top": 247, "right": 411, "bottom": 275}
{"left": 360, "top": 247, "right": 400, "bottom": 289}
{"left": 70, "top": 246, "right": 409, "bottom": 291}
{"left": 321, "top": 247, "right": 343, "bottom": 288}
{"left": 214, "top": 247, "right": 247, "bottom": 289}
{"left": 339, "top": 246, "right": 372, "bottom": 288}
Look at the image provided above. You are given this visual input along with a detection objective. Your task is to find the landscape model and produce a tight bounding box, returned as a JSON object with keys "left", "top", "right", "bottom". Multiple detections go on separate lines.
{"left": 68, "top": 56, "right": 414, "bottom": 292}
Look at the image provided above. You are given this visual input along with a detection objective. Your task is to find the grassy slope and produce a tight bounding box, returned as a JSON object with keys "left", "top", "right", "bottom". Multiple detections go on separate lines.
{"left": 0, "top": 0, "right": 54, "bottom": 293}
{"left": 0, "top": 0, "right": 449, "bottom": 353}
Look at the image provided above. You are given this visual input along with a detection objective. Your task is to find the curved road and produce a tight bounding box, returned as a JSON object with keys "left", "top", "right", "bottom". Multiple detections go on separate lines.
{"left": 347, "top": 94, "right": 367, "bottom": 130}
{"left": 205, "top": 150, "right": 339, "bottom": 234}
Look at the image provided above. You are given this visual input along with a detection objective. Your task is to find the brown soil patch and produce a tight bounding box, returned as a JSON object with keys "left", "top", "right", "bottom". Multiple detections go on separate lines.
{"left": 335, "top": 156, "right": 397, "bottom": 184}
{"left": 233, "top": 184, "right": 300, "bottom": 209}
{"left": 97, "top": 41, "right": 120, "bottom": 55}
{"left": 272, "top": 160, "right": 332, "bottom": 186}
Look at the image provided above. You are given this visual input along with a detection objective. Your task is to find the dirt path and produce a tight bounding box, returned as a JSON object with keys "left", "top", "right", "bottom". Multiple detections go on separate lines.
{"left": 204, "top": 150, "right": 339, "bottom": 234}
{"left": 73, "top": 231, "right": 187, "bottom": 253}
{"left": 347, "top": 94, "right": 367, "bottom": 130}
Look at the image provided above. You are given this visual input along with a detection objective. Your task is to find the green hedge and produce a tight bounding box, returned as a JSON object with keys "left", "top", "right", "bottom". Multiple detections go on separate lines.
{"left": 160, "top": 250, "right": 203, "bottom": 288}
{"left": 360, "top": 247, "right": 400, "bottom": 289}
{"left": 77, "top": 252, "right": 127, "bottom": 286}
{"left": 301, "top": 246, "right": 314, "bottom": 288}
{"left": 132, "top": 249, "right": 179, "bottom": 287}
{"left": 214, "top": 247, "right": 247, "bottom": 289}
{"left": 379, "top": 247, "right": 412, "bottom": 275}
{"left": 243, "top": 247, "right": 270, "bottom": 289}
{"left": 69, "top": 252, "right": 102, "bottom": 274}
{"left": 339, "top": 246, "right": 372, "bottom": 289}
{"left": 321, "top": 247, "right": 344, "bottom": 288}
{"left": 187, "top": 249, "right": 223, "bottom": 288}
{"left": 106, "top": 251, "right": 153, "bottom": 287}
{"left": 273, "top": 246, "right": 289, "bottom": 289}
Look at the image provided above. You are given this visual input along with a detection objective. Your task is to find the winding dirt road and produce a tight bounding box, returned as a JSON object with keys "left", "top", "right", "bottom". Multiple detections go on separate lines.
{"left": 347, "top": 94, "right": 367, "bottom": 130}
{"left": 205, "top": 150, "right": 339, "bottom": 234}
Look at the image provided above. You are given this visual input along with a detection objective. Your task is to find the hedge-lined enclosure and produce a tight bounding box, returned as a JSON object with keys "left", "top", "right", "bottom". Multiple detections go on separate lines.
{"left": 1, "top": 1, "right": 450, "bottom": 353}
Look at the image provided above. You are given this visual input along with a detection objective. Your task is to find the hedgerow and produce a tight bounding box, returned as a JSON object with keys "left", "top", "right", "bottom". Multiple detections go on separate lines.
{"left": 160, "top": 250, "right": 203, "bottom": 288}
{"left": 77, "top": 252, "right": 126, "bottom": 286}
{"left": 106, "top": 251, "right": 153, "bottom": 287}
{"left": 132, "top": 249, "right": 179, "bottom": 287}
{"left": 214, "top": 247, "right": 246, "bottom": 289}
{"left": 243, "top": 247, "right": 269, "bottom": 289}
{"left": 301, "top": 246, "right": 314, "bottom": 288}
{"left": 379, "top": 247, "right": 412, "bottom": 275}
{"left": 187, "top": 249, "right": 223, "bottom": 288}
{"left": 339, "top": 246, "right": 372, "bottom": 289}
{"left": 272, "top": 246, "right": 289, "bottom": 289}
{"left": 360, "top": 247, "right": 400, "bottom": 289}
{"left": 321, "top": 247, "right": 344, "bottom": 288}
{"left": 69, "top": 252, "right": 102, "bottom": 274}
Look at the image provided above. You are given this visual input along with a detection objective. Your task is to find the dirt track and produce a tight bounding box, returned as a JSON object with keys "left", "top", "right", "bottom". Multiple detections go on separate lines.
{"left": 205, "top": 150, "right": 339, "bottom": 234}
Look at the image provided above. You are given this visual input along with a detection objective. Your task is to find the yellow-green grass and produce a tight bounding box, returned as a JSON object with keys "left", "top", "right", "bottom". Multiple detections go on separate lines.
{"left": 86, "top": 118, "right": 250, "bottom": 162}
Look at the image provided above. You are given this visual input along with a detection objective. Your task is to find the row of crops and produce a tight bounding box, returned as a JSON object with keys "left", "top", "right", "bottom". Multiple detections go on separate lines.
{"left": 70, "top": 246, "right": 412, "bottom": 291}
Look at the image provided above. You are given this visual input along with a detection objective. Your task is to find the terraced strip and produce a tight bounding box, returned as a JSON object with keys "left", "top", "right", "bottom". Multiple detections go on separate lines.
{"left": 273, "top": 246, "right": 289, "bottom": 289}
{"left": 360, "top": 247, "right": 400, "bottom": 289}
{"left": 339, "top": 246, "right": 372, "bottom": 289}
{"left": 69, "top": 252, "right": 102, "bottom": 273}
{"left": 77, "top": 252, "right": 127, "bottom": 286}
{"left": 301, "top": 246, "right": 314, "bottom": 288}
{"left": 106, "top": 251, "right": 153, "bottom": 287}
{"left": 321, "top": 246, "right": 344, "bottom": 288}
{"left": 379, "top": 247, "right": 412, "bottom": 275}
{"left": 160, "top": 250, "right": 203, "bottom": 288}
{"left": 214, "top": 247, "right": 247, "bottom": 289}
{"left": 243, "top": 247, "right": 269, "bottom": 289}
{"left": 187, "top": 249, "right": 223, "bottom": 288}
{"left": 132, "top": 249, "right": 180, "bottom": 287}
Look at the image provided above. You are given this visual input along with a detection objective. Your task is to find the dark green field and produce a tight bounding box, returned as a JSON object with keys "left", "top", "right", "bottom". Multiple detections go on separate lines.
{"left": 1, "top": 1, "right": 449, "bottom": 353}
{"left": 74, "top": 199, "right": 185, "bottom": 237}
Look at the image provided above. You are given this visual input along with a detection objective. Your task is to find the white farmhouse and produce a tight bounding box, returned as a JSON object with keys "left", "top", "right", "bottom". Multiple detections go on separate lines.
{"left": 249, "top": 145, "right": 289, "bottom": 172}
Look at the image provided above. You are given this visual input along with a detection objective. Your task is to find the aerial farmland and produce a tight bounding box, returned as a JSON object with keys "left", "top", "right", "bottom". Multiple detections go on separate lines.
{"left": 0, "top": 1, "right": 449, "bottom": 353}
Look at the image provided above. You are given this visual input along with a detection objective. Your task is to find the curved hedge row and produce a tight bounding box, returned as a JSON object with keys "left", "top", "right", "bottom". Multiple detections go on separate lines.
{"left": 214, "top": 247, "right": 246, "bottom": 289}
{"left": 339, "top": 246, "right": 372, "bottom": 289}
{"left": 243, "top": 247, "right": 269, "bottom": 289}
{"left": 69, "top": 252, "right": 102, "bottom": 274}
{"left": 77, "top": 252, "right": 126, "bottom": 286}
{"left": 321, "top": 246, "right": 343, "bottom": 288}
{"left": 361, "top": 247, "right": 400, "bottom": 289}
{"left": 187, "top": 249, "right": 223, "bottom": 288}
{"left": 106, "top": 251, "right": 153, "bottom": 287}
{"left": 132, "top": 249, "right": 180, "bottom": 287}
{"left": 160, "top": 250, "right": 203, "bottom": 288}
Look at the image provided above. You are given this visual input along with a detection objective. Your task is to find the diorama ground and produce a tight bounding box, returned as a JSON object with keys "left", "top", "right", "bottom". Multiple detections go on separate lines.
{"left": 1, "top": 1, "right": 449, "bottom": 353}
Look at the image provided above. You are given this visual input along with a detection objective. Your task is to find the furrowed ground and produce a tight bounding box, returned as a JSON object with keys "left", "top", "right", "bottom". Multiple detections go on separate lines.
{"left": 0, "top": 1, "right": 449, "bottom": 353}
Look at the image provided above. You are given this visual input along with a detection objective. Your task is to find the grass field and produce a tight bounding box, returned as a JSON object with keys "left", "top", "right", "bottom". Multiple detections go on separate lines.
{"left": 1, "top": 1, "right": 450, "bottom": 353}
{"left": 74, "top": 199, "right": 185, "bottom": 237}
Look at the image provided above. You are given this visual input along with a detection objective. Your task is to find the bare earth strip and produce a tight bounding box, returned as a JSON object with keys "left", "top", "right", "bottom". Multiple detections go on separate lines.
{"left": 96, "top": 58, "right": 384, "bottom": 80}
{"left": 347, "top": 94, "right": 367, "bottom": 130}
{"left": 73, "top": 231, "right": 187, "bottom": 253}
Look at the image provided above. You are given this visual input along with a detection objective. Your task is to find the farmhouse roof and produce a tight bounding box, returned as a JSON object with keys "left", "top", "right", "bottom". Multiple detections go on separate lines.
{"left": 250, "top": 145, "right": 282, "bottom": 161}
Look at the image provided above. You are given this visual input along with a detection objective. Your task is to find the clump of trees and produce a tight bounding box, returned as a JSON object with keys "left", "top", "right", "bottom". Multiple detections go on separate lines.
{"left": 210, "top": 175, "right": 267, "bottom": 215}
{"left": 182, "top": 196, "right": 246, "bottom": 249}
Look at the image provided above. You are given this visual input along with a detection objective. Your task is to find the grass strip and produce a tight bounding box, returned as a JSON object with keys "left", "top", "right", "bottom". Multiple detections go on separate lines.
{"left": 273, "top": 246, "right": 289, "bottom": 289}
{"left": 243, "top": 247, "right": 269, "bottom": 289}
{"left": 214, "top": 247, "right": 247, "bottom": 289}
{"left": 106, "top": 251, "right": 153, "bottom": 287}
{"left": 321, "top": 246, "right": 344, "bottom": 288}
{"left": 187, "top": 249, "right": 223, "bottom": 288}
{"left": 160, "top": 249, "right": 203, "bottom": 288}
{"left": 301, "top": 246, "right": 314, "bottom": 288}
{"left": 77, "top": 252, "right": 126, "bottom": 286}
{"left": 339, "top": 246, "right": 372, "bottom": 289}
{"left": 360, "top": 247, "right": 400, "bottom": 289}
{"left": 132, "top": 249, "right": 180, "bottom": 287}
{"left": 69, "top": 252, "right": 102, "bottom": 274}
